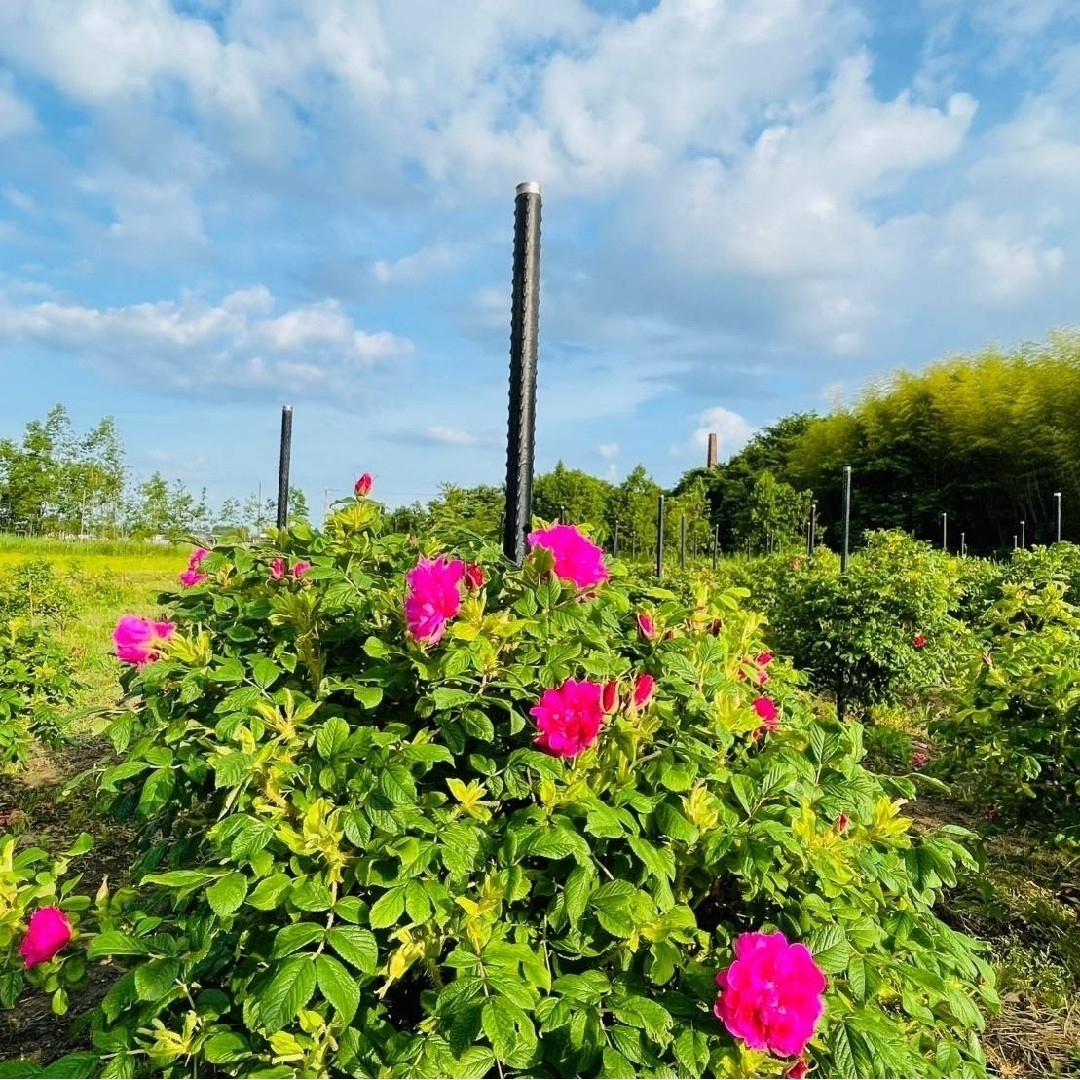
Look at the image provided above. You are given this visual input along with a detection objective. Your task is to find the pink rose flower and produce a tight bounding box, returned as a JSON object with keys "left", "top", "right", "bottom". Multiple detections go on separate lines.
{"left": 405, "top": 554, "right": 465, "bottom": 645}
{"left": 752, "top": 697, "right": 779, "bottom": 731}
{"left": 270, "top": 558, "right": 287, "bottom": 580}
{"left": 188, "top": 547, "right": 209, "bottom": 569}
{"left": 20, "top": 907, "right": 73, "bottom": 969}
{"left": 531, "top": 678, "right": 606, "bottom": 758}
{"left": 836, "top": 813, "right": 850, "bottom": 834}
{"left": 527, "top": 524, "right": 609, "bottom": 590}
{"left": 912, "top": 750, "right": 928, "bottom": 768}
{"left": 637, "top": 612, "right": 657, "bottom": 640}
{"left": 179, "top": 570, "right": 207, "bottom": 588}
{"left": 785, "top": 1060, "right": 810, "bottom": 1079}
{"left": 913, "top": 634, "right": 927, "bottom": 650}
{"left": 464, "top": 563, "right": 485, "bottom": 591}
{"left": 113, "top": 615, "right": 175, "bottom": 666}
{"left": 714, "top": 930, "right": 827, "bottom": 1058}
{"left": 633, "top": 673, "right": 655, "bottom": 708}
{"left": 757, "top": 652, "right": 773, "bottom": 667}
{"left": 291, "top": 560, "right": 312, "bottom": 579}
{"left": 354, "top": 473, "right": 373, "bottom": 498}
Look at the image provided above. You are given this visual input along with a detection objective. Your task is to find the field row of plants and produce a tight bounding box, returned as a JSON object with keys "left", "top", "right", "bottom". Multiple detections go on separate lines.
{"left": 2, "top": 493, "right": 1080, "bottom": 1077}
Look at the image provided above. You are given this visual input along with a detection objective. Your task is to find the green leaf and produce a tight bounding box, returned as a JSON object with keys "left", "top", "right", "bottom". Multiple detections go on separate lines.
{"left": 271, "top": 922, "right": 324, "bottom": 959}
{"left": 259, "top": 956, "right": 318, "bottom": 1032}
{"left": 316, "top": 954, "right": 360, "bottom": 1023}
{"left": 326, "top": 926, "right": 378, "bottom": 975}
{"left": 563, "top": 866, "right": 594, "bottom": 923}
{"left": 40, "top": 1053, "right": 100, "bottom": 1079}
{"left": 134, "top": 958, "right": 180, "bottom": 1002}
{"left": 141, "top": 870, "right": 215, "bottom": 889}
{"left": 247, "top": 874, "right": 291, "bottom": 911}
{"left": 673, "top": 1027, "right": 710, "bottom": 1076}
{"left": 432, "top": 688, "right": 474, "bottom": 710}
{"left": 136, "top": 768, "right": 175, "bottom": 818}
{"left": 206, "top": 873, "right": 248, "bottom": 917}
{"left": 213, "top": 752, "right": 254, "bottom": 789}
{"left": 210, "top": 657, "right": 246, "bottom": 684}
{"left": 807, "top": 924, "right": 850, "bottom": 975}
{"left": 87, "top": 932, "right": 149, "bottom": 959}
{"left": 316, "top": 718, "right": 350, "bottom": 760}
{"left": 481, "top": 998, "right": 518, "bottom": 1063}
{"left": 369, "top": 886, "right": 406, "bottom": 929}
{"left": 202, "top": 1033, "right": 250, "bottom": 1065}
{"left": 251, "top": 656, "right": 281, "bottom": 689}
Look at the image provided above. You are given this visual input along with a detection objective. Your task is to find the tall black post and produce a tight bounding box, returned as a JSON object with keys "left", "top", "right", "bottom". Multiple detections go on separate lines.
{"left": 1056, "top": 492, "right": 1063, "bottom": 543}
{"left": 808, "top": 500, "right": 817, "bottom": 556}
{"left": 276, "top": 405, "right": 293, "bottom": 529}
{"left": 680, "top": 515, "right": 687, "bottom": 570}
{"left": 1020, "top": 519, "right": 1026, "bottom": 550}
{"left": 502, "top": 181, "right": 542, "bottom": 564}
{"left": 942, "top": 512, "right": 948, "bottom": 552}
{"left": 654, "top": 495, "right": 665, "bottom": 578}
{"left": 960, "top": 532, "right": 966, "bottom": 557}
{"left": 613, "top": 519, "right": 619, "bottom": 558}
{"left": 841, "top": 466, "right": 852, "bottom": 574}
{"left": 712, "top": 523, "right": 719, "bottom": 570}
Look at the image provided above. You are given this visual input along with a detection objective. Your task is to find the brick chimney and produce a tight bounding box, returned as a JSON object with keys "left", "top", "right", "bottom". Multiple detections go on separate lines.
{"left": 706, "top": 432, "right": 718, "bottom": 469}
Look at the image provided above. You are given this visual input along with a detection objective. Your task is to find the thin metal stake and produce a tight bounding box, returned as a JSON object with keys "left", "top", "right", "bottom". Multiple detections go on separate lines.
{"left": 276, "top": 405, "right": 293, "bottom": 529}
{"left": 655, "top": 495, "right": 665, "bottom": 578}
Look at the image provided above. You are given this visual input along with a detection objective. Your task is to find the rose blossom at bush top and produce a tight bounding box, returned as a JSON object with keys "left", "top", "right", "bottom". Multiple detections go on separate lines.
{"left": 633, "top": 673, "right": 655, "bottom": 708}
{"left": 637, "top": 612, "right": 657, "bottom": 640}
{"left": 753, "top": 696, "right": 779, "bottom": 729}
{"left": 354, "top": 472, "right": 373, "bottom": 497}
{"left": 714, "top": 930, "right": 827, "bottom": 1058}
{"left": 20, "top": 906, "right": 73, "bottom": 969}
{"left": 464, "top": 563, "right": 485, "bottom": 591}
{"left": 270, "top": 558, "right": 287, "bottom": 580}
{"left": 291, "top": 561, "right": 312, "bottom": 579}
{"left": 531, "top": 677, "right": 606, "bottom": 757}
{"left": 527, "top": 523, "right": 609, "bottom": 590}
{"left": 404, "top": 554, "right": 465, "bottom": 645}
{"left": 179, "top": 547, "right": 209, "bottom": 587}
{"left": 113, "top": 615, "right": 175, "bottom": 666}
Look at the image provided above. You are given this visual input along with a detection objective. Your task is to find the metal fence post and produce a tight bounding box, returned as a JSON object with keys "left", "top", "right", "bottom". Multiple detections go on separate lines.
{"left": 680, "top": 514, "right": 687, "bottom": 570}
{"left": 276, "top": 405, "right": 293, "bottom": 529}
{"left": 841, "top": 467, "right": 851, "bottom": 574}
{"left": 502, "top": 182, "right": 542, "bottom": 564}
{"left": 1056, "top": 492, "right": 1063, "bottom": 543}
{"left": 655, "top": 495, "right": 665, "bottom": 578}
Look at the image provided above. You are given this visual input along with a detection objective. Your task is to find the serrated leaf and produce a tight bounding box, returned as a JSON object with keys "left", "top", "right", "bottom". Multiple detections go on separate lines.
{"left": 326, "top": 926, "right": 378, "bottom": 974}
{"left": 316, "top": 954, "right": 360, "bottom": 1023}
{"left": 316, "top": 718, "right": 350, "bottom": 760}
{"left": 807, "top": 923, "right": 850, "bottom": 975}
{"left": 134, "top": 958, "right": 180, "bottom": 1002}
{"left": 271, "top": 922, "right": 323, "bottom": 959}
{"left": 202, "top": 1033, "right": 250, "bottom": 1065}
{"left": 87, "top": 932, "right": 149, "bottom": 959}
{"left": 369, "top": 886, "right": 406, "bottom": 929}
{"left": 259, "top": 956, "right": 317, "bottom": 1032}
{"left": 251, "top": 656, "right": 281, "bottom": 689}
{"left": 206, "top": 873, "right": 248, "bottom": 917}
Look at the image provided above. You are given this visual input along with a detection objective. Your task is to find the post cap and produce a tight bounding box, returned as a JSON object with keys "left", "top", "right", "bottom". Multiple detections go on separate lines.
{"left": 516, "top": 181, "right": 541, "bottom": 195}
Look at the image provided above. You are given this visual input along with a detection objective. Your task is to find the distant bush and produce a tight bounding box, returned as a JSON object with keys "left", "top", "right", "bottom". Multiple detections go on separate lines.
{"left": 0, "top": 559, "right": 76, "bottom": 625}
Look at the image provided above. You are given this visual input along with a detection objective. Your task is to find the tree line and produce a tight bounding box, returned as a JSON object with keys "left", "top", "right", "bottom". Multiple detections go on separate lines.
{"left": 8, "top": 331, "right": 1077, "bottom": 551}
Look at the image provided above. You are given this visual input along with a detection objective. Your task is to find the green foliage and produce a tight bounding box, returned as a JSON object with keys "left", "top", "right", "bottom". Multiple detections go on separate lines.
{"left": 0, "top": 619, "right": 82, "bottom": 767}
{"left": 933, "top": 579, "right": 1080, "bottom": 829}
{"left": 12, "top": 505, "right": 994, "bottom": 1079}
{"left": 767, "top": 532, "right": 964, "bottom": 718}
{"left": 0, "top": 559, "right": 76, "bottom": 625}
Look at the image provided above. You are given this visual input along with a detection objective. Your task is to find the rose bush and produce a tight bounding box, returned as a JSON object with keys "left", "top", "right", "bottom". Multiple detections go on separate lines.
{"left": 2, "top": 505, "right": 996, "bottom": 1078}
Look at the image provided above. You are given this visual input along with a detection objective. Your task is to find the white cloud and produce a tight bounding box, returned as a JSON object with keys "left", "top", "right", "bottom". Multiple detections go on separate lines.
{"left": 373, "top": 244, "right": 470, "bottom": 286}
{"left": 0, "top": 73, "right": 34, "bottom": 137}
{"left": 0, "top": 286, "right": 412, "bottom": 399}
{"left": 690, "top": 406, "right": 756, "bottom": 463}
{"left": 598, "top": 442, "right": 619, "bottom": 460}
{"left": 424, "top": 425, "right": 485, "bottom": 446}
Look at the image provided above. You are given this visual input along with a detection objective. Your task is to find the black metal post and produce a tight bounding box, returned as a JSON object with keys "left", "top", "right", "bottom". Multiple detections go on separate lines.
{"left": 1013, "top": 534, "right": 1018, "bottom": 551}
{"left": 613, "top": 519, "right": 619, "bottom": 558}
{"left": 1056, "top": 492, "right": 1063, "bottom": 543}
{"left": 559, "top": 505, "right": 566, "bottom": 525}
{"left": 712, "top": 524, "right": 719, "bottom": 570}
{"left": 680, "top": 515, "right": 687, "bottom": 570}
{"left": 841, "top": 466, "right": 851, "bottom": 574}
{"left": 960, "top": 532, "right": 966, "bottom": 556}
{"left": 502, "top": 181, "right": 542, "bottom": 564}
{"left": 808, "top": 500, "right": 817, "bottom": 555}
{"left": 654, "top": 495, "right": 665, "bottom": 578}
{"left": 942, "top": 512, "right": 948, "bottom": 552}
{"left": 276, "top": 405, "right": 293, "bottom": 529}
{"left": 1020, "top": 519, "right": 1026, "bottom": 549}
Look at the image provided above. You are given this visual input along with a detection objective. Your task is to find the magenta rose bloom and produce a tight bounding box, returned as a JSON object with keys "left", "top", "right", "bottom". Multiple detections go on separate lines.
{"left": 291, "top": 560, "right": 312, "bottom": 579}
{"left": 354, "top": 473, "right": 373, "bottom": 498}
{"left": 527, "top": 524, "right": 609, "bottom": 590}
{"left": 714, "top": 931, "right": 827, "bottom": 1058}
{"left": 405, "top": 554, "right": 465, "bottom": 645}
{"left": 113, "top": 615, "right": 175, "bottom": 666}
{"left": 179, "top": 569, "right": 207, "bottom": 587}
{"left": 637, "top": 612, "right": 657, "bottom": 640}
{"left": 20, "top": 907, "right": 73, "bottom": 969}
{"left": 633, "top": 673, "right": 655, "bottom": 708}
{"left": 531, "top": 678, "right": 606, "bottom": 758}
{"left": 752, "top": 696, "right": 779, "bottom": 730}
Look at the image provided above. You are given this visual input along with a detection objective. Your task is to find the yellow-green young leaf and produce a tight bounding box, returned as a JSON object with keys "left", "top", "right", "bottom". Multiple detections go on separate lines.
{"left": 316, "top": 954, "right": 360, "bottom": 1023}
{"left": 246, "top": 874, "right": 291, "bottom": 911}
{"left": 481, "top": 998, "right": 518, "bottom": 1062}
{"left": 368, "top": 886, "right": 406, "bottom": 929}
{"left": 202, "top": 1032, "right": 250, "bottom": 1065}
{"left": 250, "top": 655, "right": 281, "bottom": 689}
{"left": 259, "top": 956, "right": 317, "bottom": 1032}
{"left": 206, "top": 873, "right": 248, "bottom": 917}
{"left": 326, "top": 926, "right": 378, "bottom": 974}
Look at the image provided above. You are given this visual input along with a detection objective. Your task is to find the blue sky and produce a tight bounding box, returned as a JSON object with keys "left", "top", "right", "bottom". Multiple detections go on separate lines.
{"left": 1, "top": 0, "right": 1079, "bottom": 512}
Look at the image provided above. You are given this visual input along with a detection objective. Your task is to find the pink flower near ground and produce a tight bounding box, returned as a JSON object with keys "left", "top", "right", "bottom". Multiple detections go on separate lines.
{"left": 354, "top": 473, "right": 373, "bottom": 498}
{"left": 527, "top": 524, "right": 609, "bottom": 590}
{"left": 20, "top": 907, "right": 73, "bottom": 969}
{"left": 270, "top": 558, "right": 287, "bottom": 580}
{"left": 757, "top": 652, "right": 773, "bottom": 667}
{"left": 714, "top": 930, "right": 827, "bottom": 1058}
{"left": 637, "top": 612, "right": 657, "bottom": 640}
{"left": 913, "top": 634, "right": 927, "bottom": 650}
{"left": 633, "top": 673, "right": 655, "bottom": 708}
{"left": 464, "top": 563, "right": 485, "bottom": 591}
{"left": 836, "top": 813, "right": 850, "bottom": 834}
{"left": 179, "top": 569, "right": 207, "bottom": 588}
{"left": 531, "top": 678, "right": 606, "bottom": 758}
{"left": 291, "top": 560, "right": 312, "bottom": 578}
{"left": 404, "top": 554, "right": 465, "bottom": 645}
{"left": 785, "top": 1060, "right": 810, "bottom": 1079}
{"left": 752, "top": 697, "right": 779, "bottom": 731}
{"left": 113, "top": 615, "right": 175, "bottom": 666}
{"left": 912, "top": 750, "right": 928, "bottom": 768}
